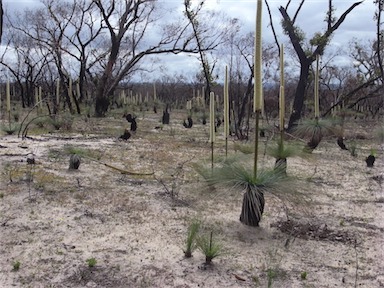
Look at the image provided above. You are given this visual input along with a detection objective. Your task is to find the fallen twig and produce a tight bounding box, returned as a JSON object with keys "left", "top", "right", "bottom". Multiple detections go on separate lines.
{"left": 81, "top": 155, "right": 154, "bottom": 176}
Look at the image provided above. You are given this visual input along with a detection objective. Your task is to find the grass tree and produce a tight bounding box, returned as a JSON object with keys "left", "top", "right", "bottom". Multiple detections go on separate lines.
{"left": 196, "top": 1, "right": 300, "bottom": 227}
{"left": 196, "top": 231, "right": 225, "bottom": 264}
{"left": 209, "top": 92, "right": 215, "bottom": 170}
{"left": 269, "top": 43, "right": 298, "bottom": 174}
{"left": 294, "top": 55, "right": 337, "bottom": 152}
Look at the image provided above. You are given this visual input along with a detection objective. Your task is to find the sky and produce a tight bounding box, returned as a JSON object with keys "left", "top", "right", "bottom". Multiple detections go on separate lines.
{"left": 2, "top": 0, "right": 378, "bottom": 81}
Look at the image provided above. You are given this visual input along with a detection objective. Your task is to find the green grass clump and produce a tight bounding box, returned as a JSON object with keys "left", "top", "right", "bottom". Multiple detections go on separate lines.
{"left": 2, "top": 123, "right": 20, "bottom": 135}
{"left": 294, "top": 117, "right": 338, "bottom": 152}
{"left": 12, "top": 261, "right": 21, "bottom": 271}
{"left": 196, "top": 231, "right": 225, "bottom": 264}
{"left": 184, "top": 219, "right": 201, "bottom": 258}
{"left": 86, "top": 258, "right": 97, "bottom": 268}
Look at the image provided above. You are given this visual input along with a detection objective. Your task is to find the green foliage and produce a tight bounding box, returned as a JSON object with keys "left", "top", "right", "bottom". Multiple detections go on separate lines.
{"left": 349, "top": 141, "right": 358, "bottom": 157}
{"left": 374, "top": 125, "right": 384, "bottom": 143}
{"left": 184, "top": 219, "right": 201, "bottom": 258}
{"left": 267, "top": 139, "right": 302, "bottom": 160}
{"left": 295, "top": 117, "right": 337, "bottom": 139}
{"left": 196, "top": 231, "right": 225, "bottom": 264}
{"left": 49, "top": 113, "right": 74, "bottom": 131}
{"left": 2, "top": 123, "right": 20, "bottom": 135}
{"left": 64, "top": 145, "right": 101, "bottom": 159}
{"left": 234, "top": 142, "right": 254, "bottom": 154}
{"left": 195, "top": 157, "right": 301, "bottom": 226}
{"left": 12, "top": 261, "right": 21, "bottom": 271}
{"left": 267, "top": 268, "right": 277, "bottom": 288}
{"left": 300, "top": 271, "right": 308, "bottom": 280}
{"left": 309, "top": 32, "right": 329, "bottom": 54}
{"left": 294, "top": 117, "right": 338, "bottom": 152}
{"left": 369, "top": 148, "right": 377, "bottom": 157}
{"left": 200, "top": 158, "right": 289, "bottom": 191}
{"left": 281, "top": 20, "right": 306, "bottom": 44}
{"left": 33, "top": 116, "right": 50, "bottom": 128}
{"left": 86, "top": 258, "right": 97, "bottom": 268}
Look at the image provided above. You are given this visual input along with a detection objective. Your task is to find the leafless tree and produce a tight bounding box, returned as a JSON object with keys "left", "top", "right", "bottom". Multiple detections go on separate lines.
{"left": 0, "top": 31, "right": 51, "bottom": 107}
{"left": 184, "top": 0, "right": 233, "bottom": 103}
{"left": 278, "top": 0, "right": 363, "bottom": 130}
{"left": 91, "top": 0, "right": 208, "bottom": 116}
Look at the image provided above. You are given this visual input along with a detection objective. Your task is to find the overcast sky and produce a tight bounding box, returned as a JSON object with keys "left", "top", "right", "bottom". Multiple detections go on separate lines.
{"left": 2, "top": 0, "right": 378, "bottom": 81}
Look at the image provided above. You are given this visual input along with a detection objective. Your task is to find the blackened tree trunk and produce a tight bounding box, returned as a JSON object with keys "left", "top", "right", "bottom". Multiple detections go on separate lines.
{"left": 287, "top": 59, "right": 311, "bottom": 130}
{"left": 239, "top": 186, "right": 265, "bottom": 227}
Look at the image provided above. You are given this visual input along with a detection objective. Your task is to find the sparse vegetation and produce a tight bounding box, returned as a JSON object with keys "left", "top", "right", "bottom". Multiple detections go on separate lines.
{"left": 86, "top": 258, "right": 97, "bottom": 268}
{"left": 183, "top": 219, "right": 201, "bottom": 258}
{"left": 0, "top": 2, "right": 382, "bottom": 287}
{"left": 301, "top": 271, "right": 308, "bottom": 280}
{"left": 2, "top": 123, "right": 20, "bottom": 135}
{"left": 12, "top": 261, "right": 21, "bottom": 271}
{"left": 196, "top": 231, "right": 225, "bottom": 264}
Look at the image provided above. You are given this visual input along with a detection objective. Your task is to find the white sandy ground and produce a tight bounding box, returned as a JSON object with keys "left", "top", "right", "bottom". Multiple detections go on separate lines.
{"left": 0, "top": 114, "right": 383, "bottom": 288}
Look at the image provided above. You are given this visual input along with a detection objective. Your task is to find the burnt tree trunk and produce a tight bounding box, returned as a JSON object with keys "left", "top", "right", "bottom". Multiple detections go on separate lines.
{"left": 239, "top": 186, "right": 265, "bottom": 227}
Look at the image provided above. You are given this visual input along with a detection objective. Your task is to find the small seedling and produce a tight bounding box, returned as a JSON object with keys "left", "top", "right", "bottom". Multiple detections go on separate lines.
{"left": 267, "top": 268, "right": 277, "bottom": 287}
{"left": 349, "top": 141, "right": 357, "bottom": 157}
{"left": 196, "top": 231, "right": 225, "bottom": 264}
{"left": 301, "top": 271, "right": 308, "bottom": 280}
{"left": 86, "top": 258, "right": 97, "bottom": 268}
{"left": 12, "top": 261, "right": 21, "bottom": 271}
{"left": 183, "top": 219, "right": 201, "bottom": 258}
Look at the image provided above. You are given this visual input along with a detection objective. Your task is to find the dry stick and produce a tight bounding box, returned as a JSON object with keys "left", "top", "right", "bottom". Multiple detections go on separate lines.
{"left": 354, "top": 238, "right": 359, "bottom": 288}
{"left": 81, "top": 155, "right": 154, "bottom": 176}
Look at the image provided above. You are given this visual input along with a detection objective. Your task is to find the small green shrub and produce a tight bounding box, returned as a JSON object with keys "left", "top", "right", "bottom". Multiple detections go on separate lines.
{"left": 267, "top": 268, "right": 277, "bottom": 287}
{"left": 183, "top": 219, "right": 201, "bottom": 258}
{"left": 2, "top": 123, "right": 20, "bottom": 135}
{"left": 349, "top": 141, "right": 358, "bottom": 157}
{"left": 49, "top": 113, "right": 74, "bottom": 131}
{"left": 12, "top": 261, "right": 21, "bottom": 271}
{"left": 300, "top": 271, "right": 308, "bottom": 280}
{"left": 33, "top": 117, "right": 49, "bottom": 128}
{"left": 233, "top": 142, "right": 254, "bottom": 154}
{"left": 86, "top": 258, "right": 97, "bottom": 268}
{"left": 196, "top": 231, "right": 225, "bottom": 264}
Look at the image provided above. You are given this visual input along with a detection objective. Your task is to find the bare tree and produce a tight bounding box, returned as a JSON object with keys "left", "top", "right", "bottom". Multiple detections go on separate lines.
{"left": 8, "top": 0, "right": 80, "bottom": 114}
{"left": 0, "top": 0, "right": 3, "bottom": 44}
{"left": 184, "top": 0, "right": 232, "bottom": 102}
{"left": 278, "top": 0, "right": 363, "bottom": 130}
{"left": 0, "top": 31, "right": 51, "bottom": 107}
{"left": 91, "top": 0, "right": 234, "bottom": 116}
{"left": 63, "top": 0, "right": 104, "bottom": 105}
{"left": 374, "top": 0, "right": 384, "bottom": 82}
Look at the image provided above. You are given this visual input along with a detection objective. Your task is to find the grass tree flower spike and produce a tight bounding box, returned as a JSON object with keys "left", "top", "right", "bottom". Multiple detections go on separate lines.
{"left": 253, "top": 0, "right": 263, "bottom": 112}
{"left": 314, "top": 54, "right": 320, "bottom": 118}
{"left": 253, "top": 0, "right": 263, "bottom": 179}
{"left": 6, "top": 80, "right": 10, "bottom": 114}
{"left": 209, "top": 92, "right": 215, "bottom": 143}
{"left": 224, "top": 66, "right": 229, "bottom": 156}
{"left": 56, "top": 79, "right": 60, "bottom": 108}
{"left": 279, "top": 44, "right": 285, "bottom": 132}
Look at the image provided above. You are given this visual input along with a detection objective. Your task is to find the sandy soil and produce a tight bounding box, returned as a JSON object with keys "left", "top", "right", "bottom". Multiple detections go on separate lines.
{"left": 0, "top": 113, "right": 383, "bottom": 288}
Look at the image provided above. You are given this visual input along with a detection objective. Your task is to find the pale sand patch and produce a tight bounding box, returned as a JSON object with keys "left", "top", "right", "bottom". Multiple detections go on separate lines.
{"left": 0, "top": 115, "right": 383, "bottom": 287}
